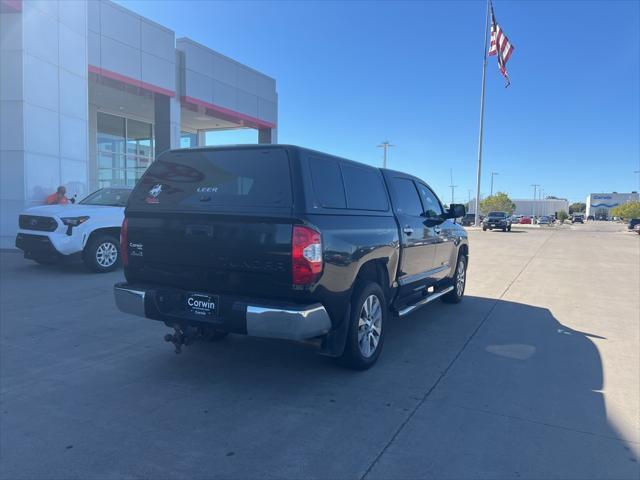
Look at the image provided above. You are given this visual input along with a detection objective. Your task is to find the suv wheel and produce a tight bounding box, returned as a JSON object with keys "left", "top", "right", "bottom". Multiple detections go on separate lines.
{"left": 84, "top": 235, "right": 120, "bottom": 273}
{"left": 442, "top": 254, "right": 467, "bottom": 304}
{"left": 338, "top": 281, "right": 386, "bottom": 370}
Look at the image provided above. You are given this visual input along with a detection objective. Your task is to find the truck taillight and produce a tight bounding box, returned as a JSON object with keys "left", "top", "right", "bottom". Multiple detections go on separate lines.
{"left": 120, "top": 217, "right": 128, "bottom": 267}
{"left": 292, "top": 225, "right": 322, "bottom": 285}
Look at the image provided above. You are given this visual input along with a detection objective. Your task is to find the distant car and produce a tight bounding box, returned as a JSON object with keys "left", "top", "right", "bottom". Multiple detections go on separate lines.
{"left": 482, "top": 211, "right": 512, "bottom": 232}
{"left": 628, "top": 219, "right": 640, "bottom": 230}
{"left": 587, "top": 215, "right": 595, "bottom": 221}
{"left": 15, "top": 187, "right": 131, "bottom": 272}
{"left": 519, "top": 216, "right": 532, "bottom": 224}
{"left": 461, "top": 213, "right": 477, "bottom": 226}
{"left": 634, "top": 224, "right": 640, "bottom": 235}
{"left": 537, "top": 216, "right": 552, "bottom": 225}
{"left": 571, "top": 215, "right": 584, "bottom": 224}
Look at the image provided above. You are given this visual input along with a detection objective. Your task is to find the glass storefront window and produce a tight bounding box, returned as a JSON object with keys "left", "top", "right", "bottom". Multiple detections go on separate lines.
{"left": 180, "top": 131, "right": 198, "bottom": 148}
{"left": 97, "top": 112, "right": 154, "bottom": 188}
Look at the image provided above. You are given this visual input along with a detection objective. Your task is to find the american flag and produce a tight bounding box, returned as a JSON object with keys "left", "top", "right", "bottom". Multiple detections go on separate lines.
{"left": 488, "top": 3, "right": 514, "bottom": 86}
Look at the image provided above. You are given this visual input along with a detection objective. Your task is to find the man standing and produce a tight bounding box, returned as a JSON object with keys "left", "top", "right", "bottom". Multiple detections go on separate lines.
{"left": 46, "top": 186, "right": 69, "bottom": 205}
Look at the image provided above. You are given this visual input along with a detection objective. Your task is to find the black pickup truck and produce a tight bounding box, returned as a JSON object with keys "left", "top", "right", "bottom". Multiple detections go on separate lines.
{"left": 114, "top": 145, "right": 469, "bottom": 369}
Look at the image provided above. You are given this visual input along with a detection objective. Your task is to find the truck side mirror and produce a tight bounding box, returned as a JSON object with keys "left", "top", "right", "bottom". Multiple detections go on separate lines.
{"left": 447, "top": 204, "right": 466, "bottom": 219}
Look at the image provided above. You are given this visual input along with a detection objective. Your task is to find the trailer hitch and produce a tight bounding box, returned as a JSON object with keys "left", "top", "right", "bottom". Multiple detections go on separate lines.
{"left": 164, "top": 326, "right": 196, "bottom": 354}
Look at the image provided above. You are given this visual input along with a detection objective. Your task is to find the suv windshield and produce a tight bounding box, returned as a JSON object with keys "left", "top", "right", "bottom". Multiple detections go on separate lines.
{"left": 129, "top": 148, "right": 292, "bottom": 212}
{"left": 487, "top": 211, "right": 506, "bottom": 218}
{"left": 80, "top": 188, "right": 131, "bottom": 206}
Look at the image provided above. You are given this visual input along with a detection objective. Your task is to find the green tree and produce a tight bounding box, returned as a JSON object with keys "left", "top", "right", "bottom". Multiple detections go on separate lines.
{"left": 611, "top": 201, "right": 640, "bottom": 219}
{"left": 480, "top": 192, "right": 516, "bottom": 215}
{"left": 557, "top": 210, "right": 569, "bottom": 223}
{"left": 569, "top": 202, "right": 586, "bottom": 214}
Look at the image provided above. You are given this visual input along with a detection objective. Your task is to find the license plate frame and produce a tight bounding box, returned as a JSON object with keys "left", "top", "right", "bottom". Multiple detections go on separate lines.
{"left": 185, "top": 292, "right": 219, "bottom": 318}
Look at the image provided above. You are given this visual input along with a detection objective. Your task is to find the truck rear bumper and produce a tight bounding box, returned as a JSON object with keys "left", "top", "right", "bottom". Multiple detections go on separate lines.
{"left": 114, "top": 283, "right": 332, "bottom": 342}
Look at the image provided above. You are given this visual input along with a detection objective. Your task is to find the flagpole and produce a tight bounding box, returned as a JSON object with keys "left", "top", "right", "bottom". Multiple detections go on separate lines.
{"left": 474, "top": 0, "right": 491, "bottom": 226}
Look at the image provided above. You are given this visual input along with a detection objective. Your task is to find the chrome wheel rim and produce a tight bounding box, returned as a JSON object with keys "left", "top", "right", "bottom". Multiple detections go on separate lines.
{"left": 456, "top": 258, "right": 466, "bottom": 297}
{"left": 357, "top": 294, "right": 382, "bottom": 358}
{"left": 96, "top": 242, "right": 118, "bottom": 267}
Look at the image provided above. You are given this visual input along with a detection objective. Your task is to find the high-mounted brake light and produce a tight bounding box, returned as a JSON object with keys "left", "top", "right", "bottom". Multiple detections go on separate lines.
{"left": 120, "top": 217, "right": 129, "bottom": 267}
{"left": 292, "top": 225, "right": 322, "bottom": 285}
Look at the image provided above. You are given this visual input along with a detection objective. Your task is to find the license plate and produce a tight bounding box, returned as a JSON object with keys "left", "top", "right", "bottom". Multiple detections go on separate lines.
{"left": 185, "top": 293, "right": 218, "bottom": 318}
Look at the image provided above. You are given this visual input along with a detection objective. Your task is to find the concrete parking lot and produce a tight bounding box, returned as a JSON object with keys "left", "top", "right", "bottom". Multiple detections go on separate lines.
{"left": 1, "top": 222, "right": 638, "bottom": 479}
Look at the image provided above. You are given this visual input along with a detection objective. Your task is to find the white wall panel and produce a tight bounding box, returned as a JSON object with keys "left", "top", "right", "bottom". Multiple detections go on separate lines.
{"left": 237, "top": 90, "right": 258, "bottom": 118}
{"left": 59, "top": 23, "right": 87, "bottom": 77}
{"left": 59, "top": 0, "right": 87, "bottom": 35}
{"left": 0, "top": 151, "right": 24, "bottom": 201}
{"left": 100, "top": 35, "right": 141, "bottom": 80}
{"left": 212, "top": 53, "right": 236, "bottom": 86}
{"left": 88, "top": 0, "right": 100, "bottom": 33}
{"left": 141, "top": 20, "right": 174, "bottom": 62}
{"left": 213, "top": 80, "right": 237, "bottom": 111}
{"left": 23, "top": 0, "right": 58, "bottom": 18}
{"left": 0, "top": 50, "right": 23, "bottom": 101}
{"left": 141, "top": 52, "right": 175, "bottom": 92}
{"left": 0, "top": 101, "right": 23, "bottom": 151}
{"left": 24, "top": 152, "right": 60, "bottom": 202}
{"left": 23, "top": 103, "right": 59, "bottom": 157}
{"left": 23, "top": 53, "right": 59, "bottom": 111}
{"left": 60, "top": 157, "right": 88, "bottom": 197}
{"left": 180, "top": 41, "right": 213, "bottom": 77}
{"left": 258, "top": 98, "right": 277, "bottom": 124}
{"left": 88, "top": 30, "right": 101, "bottom": 66}
{"left": 0, "top": 13, "right": 22, "bottom": 51}
{"left": 22, "top": 6, "right": 58, "bottom": 63}
{"left": 60, "top": 70, "right": 88, "bottom": 121}
{"left": 257, "top": 75, "right": 277, "bottom": 102}
{"left": 100, "top": 0, "right": 140, "bottom": 49}
{"left": 237, "top": 66, "right": 257, "bottom": 95}
{"left": 60, "top": 115, "right": 87, "bottom": 161}
{"left": 185, "top": 69, "right": 213, "bottom": 104}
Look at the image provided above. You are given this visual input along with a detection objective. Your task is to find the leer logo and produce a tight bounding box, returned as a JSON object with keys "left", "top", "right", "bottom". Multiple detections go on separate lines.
{"left": 145, "top": 184, "right": 163, "bottom": 204}
{"left": 149, "top": 184, "right": 163, "bottom": 197}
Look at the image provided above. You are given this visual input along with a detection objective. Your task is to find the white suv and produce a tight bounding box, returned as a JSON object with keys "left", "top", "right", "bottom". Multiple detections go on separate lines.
{"left": 15, "top": 187, "right": 131, "bottom": 272}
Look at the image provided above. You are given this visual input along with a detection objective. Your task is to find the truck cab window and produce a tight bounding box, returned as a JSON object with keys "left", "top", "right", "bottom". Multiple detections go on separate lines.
{"left": 417, "top": 183, "right": 444, "bottom": 219}
{"left": 390, "top": 178, "right": 423, "bottom": 216}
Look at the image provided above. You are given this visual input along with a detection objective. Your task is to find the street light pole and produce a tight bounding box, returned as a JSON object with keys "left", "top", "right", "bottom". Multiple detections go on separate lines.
{"left": 490, "top": 171, "right": 499, "bottom": 196}
{"left": 531, "top": 184, "right": 539, "bottom": 217}
{"left": 377, "top": 140, "right": 395, "bottom": 169}
{"left": 449, "top": 169, "right": 458, "bottom": 205}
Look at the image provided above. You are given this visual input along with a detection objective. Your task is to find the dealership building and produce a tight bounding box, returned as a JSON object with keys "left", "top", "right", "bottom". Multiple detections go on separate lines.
{"left": 586, "top": 193, "right": 639, "bottom": 219}
{"left": 0, "top": 0, "right": 278, "bottom": 247}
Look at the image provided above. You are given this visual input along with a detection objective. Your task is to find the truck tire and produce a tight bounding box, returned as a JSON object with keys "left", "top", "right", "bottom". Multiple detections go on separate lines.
{"left": 442, "top": 253, "right": 467, "bottom": 304}
{"left": 83, "top": 234, "right": 120, "bottom": 273}
{"left": 338, "top": 281, "right": 387, "bottom": 370}
{"left": 482, "top": 226, "right": 487, "bottom": 231}
{"left": 502, "top": 226, "right": 506, "bottom": 232}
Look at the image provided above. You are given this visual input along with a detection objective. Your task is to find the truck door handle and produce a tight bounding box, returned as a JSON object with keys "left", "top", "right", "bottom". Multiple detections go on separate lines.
{"left": 403, "top": 226, "right": 414, "bottom": 235}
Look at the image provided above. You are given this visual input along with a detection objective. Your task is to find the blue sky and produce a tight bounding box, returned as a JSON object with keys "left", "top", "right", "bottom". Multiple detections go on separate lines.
{"left": 118, "top": 0, "right": 639, "bottom": 203}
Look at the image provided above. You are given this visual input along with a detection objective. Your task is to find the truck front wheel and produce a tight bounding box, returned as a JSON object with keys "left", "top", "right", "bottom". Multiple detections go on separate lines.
{"left": 338, "top": 281, "right": 387, "bottom": 370}
{"left": 442, "top": 253, "right": 467, "bottom": 304}
{"left": 83, "top": 235, "right": 120, "bottom": 273}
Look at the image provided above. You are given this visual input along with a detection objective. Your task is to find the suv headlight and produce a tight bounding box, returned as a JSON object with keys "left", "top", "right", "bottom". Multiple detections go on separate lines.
{"left": 61, "top": 216, "right": 90, "bottom": 226}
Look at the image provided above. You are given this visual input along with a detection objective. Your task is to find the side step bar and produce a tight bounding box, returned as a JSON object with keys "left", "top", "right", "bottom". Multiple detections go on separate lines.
{"left": 397, "top": 286, "right": 454, "bottom": 317}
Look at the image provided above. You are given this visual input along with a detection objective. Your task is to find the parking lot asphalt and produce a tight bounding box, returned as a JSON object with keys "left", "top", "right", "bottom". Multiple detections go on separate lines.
{"left": 1, "top": 222, "right": 638, "bottom": 480}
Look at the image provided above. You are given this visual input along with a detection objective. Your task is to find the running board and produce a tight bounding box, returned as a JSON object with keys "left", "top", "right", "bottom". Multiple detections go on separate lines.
{"left": 397, "top": 286, "right": 454, "bottom": 317}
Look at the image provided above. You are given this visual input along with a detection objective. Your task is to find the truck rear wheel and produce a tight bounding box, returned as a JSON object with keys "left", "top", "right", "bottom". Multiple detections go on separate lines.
{"left": 338, "top": 281, "right": 386, "bottom": 370}
{"left": 83, "top": 235, "right": 120, "bottom": 273}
